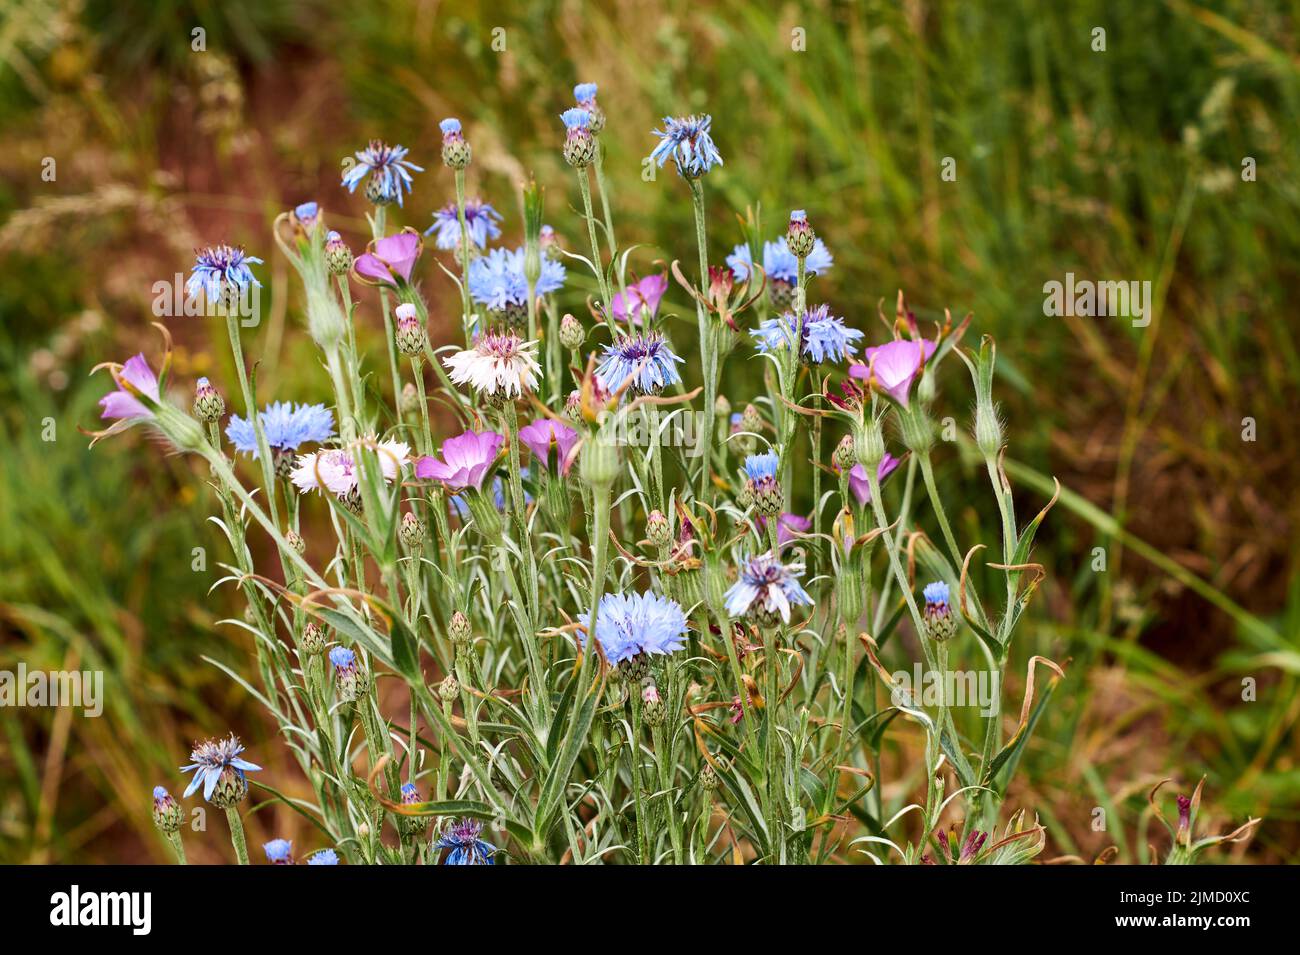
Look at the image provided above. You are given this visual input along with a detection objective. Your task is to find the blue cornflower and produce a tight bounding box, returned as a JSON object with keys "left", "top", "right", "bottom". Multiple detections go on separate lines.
{"left": 425, "top": 198, "right": 502, "bottom": 250}
{"left": 329, "top": 646, "right": 356, "bottom": 670}
{"left": 226, "top": 401, "right": 335, "bottom": 458}
{"left": 307, "top": 848, "right": 339, "bottom": 865}
{"left": 574, "top": 82, "right": 598, "bottom": 105}
{"left": 467, "top": 246, "right": 566, "bottom": 311}
{"left": 578, "top": 591, "right": 689, "bottom": 665}
{"left": 341, "top": 140, "right": 423, "bottom": 207}
{"left": 753, "top": 304, "right": 863, "bottom": 364}
{"left": 561, "top": 107, "right": 591, "bottom": 131}
{"left": 743, "top": 450, "right": 780, "bottom": 483}
{"left": 648, "top": 114, "right": 723, "bottom": 177}
{"left": 186, "top": 245, "right": 263, "bottom": 305}
{"left": 440, "top": 118, "right": 462, "bottom": 136}
{"left": 924, "top": 580, "right": 950, "bottom": 608}
{"left": 595, "top": 332, "right": 684, "bottom": 395}
{"left": 436, "top": 818, "right": 497, "bottom": 865}
{"left": 726, "top": 237, "right": 833, "bottom": 284}
{"left": 263, "top": 839, "right": 293, "bottom": 864}
{"left": 724, "top": 552, "right": 814, "bottom": 624}
{"left": 179, "top": 734, "right": 261, "bottom": 802}
{"left": 294, "top": 202, "right": 321, "bottom": 231}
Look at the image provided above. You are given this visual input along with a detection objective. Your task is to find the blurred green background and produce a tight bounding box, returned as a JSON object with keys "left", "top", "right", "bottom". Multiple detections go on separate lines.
{"left": 1, "top": 0, "right": 1298, "bottom": 862}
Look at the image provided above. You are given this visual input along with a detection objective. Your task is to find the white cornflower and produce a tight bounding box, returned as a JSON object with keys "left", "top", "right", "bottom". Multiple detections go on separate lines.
{"left": 443, "top": 329, "right": 541, "bottom": 398}
{"left": 291, "top": 437, "right": 410, "bottom": 496}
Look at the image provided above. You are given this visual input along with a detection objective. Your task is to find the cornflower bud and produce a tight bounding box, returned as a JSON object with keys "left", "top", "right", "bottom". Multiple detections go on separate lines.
{"left": 152, "top": 786, "right": 182, "bottom": 834}
{"left": 574, "top": 82, "right": 605, "bottom": 134}
{"left": 399, "top": 783, "right": 430, "bottom": 836}
{"left": 699, "top": 762, "right": 719, "bottom": 791}
{"left": 561, "top": 108, "right": 596, "bottom": 168}
{"left": 330, "top": 646, "right": 369, "bottom": 702}
{"left": 922, "top": 580, "right": 957, "bottom": 643}
{"left": 448, "top": 611, "right": 472, "bottom": 648}
{"left": 646, "top": 509, "right": 672, "bottom": 548}
{"left": 399, "top": 510, "right": 425, "bottom": 549}
{"left": 440, "top": 118, "right": 471, "bottom": 169}
{"left": 192, "top": 377, "right": 225, "bottom": 423}
{"left": 439, "top": 673, "right": 460, "bottom": 701}
{"left": 299, "top": 621, "right": 326, "bottom": 655}
{"left": 559, "top": 313, "right": 585, "bottom": 351}
{"left": 743, "top": 450, "right": 783, "bottom": 517}
{"left": 400, "top": 382, "right": 420, "bottom": 415}
{"left": 641, "top": 682, "right": 665, "bottom": 727}
{"left": 325, "top": 231, "right": 353, "bottom": 275}
{"left": 285, "top": 529, "right": 306, "bottom": 555}
{"left": 786, "top": 209, "right": 816, "bottom": 259}
{"left": 263, "top": 838, "right": 294, "bottom": 864}
{"left": 833, "top": 433, "right": 857, "bottom": 472}
{"left": 394, "top": 303, "right": 428, "bottom": 356}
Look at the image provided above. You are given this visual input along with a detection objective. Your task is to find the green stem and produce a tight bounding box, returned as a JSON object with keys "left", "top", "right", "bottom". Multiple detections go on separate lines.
{"left": 224, "top": 806, "right": 249, "bottom": 865}
{"left": 165, "top": 830, "right": 187, "bottom": 865}
{"left": 688, "top": 178, "right": 716, "bottom": 502}
{"left": 576, "top": 168, "right": 612, "bottom": 315}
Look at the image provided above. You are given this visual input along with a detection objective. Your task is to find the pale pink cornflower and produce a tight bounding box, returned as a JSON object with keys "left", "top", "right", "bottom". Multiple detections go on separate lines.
{"left": 443, "top": 329, "right": 541, "bottom": 398}
{"left": 291, "top": 437, "right": 410, "bottom": 496}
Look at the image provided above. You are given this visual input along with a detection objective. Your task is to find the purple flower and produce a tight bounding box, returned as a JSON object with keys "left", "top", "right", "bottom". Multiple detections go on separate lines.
{"left": 849, "top": 339, "right": 936, "bottom": 407}
{"left": 353, "top": 230, "right": 423, "bottom": 287}
{"left": 436, "top": 818, "right": 497, "bottom": 865}
{"left": 518, "top": 418, "right": 580, "bottom": 475}
{"left": 98, "top": 353, "right": 160, "bottom": 420}
{"left": 415, "top": 430, "right": 506, "bottom": 491}
{"left": 846, "top": 453, "right": 901, "bottom": 506}
{"left": 611, "top": 273, "right": 669, "bottom": 325}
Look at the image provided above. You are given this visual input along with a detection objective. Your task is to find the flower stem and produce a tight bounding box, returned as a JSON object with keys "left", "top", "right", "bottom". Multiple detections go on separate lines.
{"left": 576, "top": 168, "right": 612, "bottom": 315}
{"left": 688, "top": 177, "right": 716, "bottom": 502}
{"left": 224, "top": 806, "right": 249, "bottom": 865}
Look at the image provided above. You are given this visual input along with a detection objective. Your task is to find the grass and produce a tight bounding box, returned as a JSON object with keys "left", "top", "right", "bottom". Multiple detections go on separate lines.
{"left": 0, "top": 0, "right": 1296, "bottom": 861}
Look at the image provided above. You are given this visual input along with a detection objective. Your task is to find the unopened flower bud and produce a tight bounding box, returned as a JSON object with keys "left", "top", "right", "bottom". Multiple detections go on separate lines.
{"left": 285, "top": 529, "right": 306, "bottom": 555}
{"left": 192, "top": 377, "right": 225, "bottom": 423}
{"left": 833, "top": 434, "right": 857, "bottom": 472}
{"left": 398, "top": 783, "right": 429, "bottom": 836}
{"left": 646, "top": 509, "right": 672, "bottom": 548}
{"left": 325, "top": 231, "right": 353, "bottom": 275}
{"left": 439, "top": 673, "right": 460, "bottom": 701}
{"left": 400, "top": 382, "right": 420, "bottom": 415}
{"left": 574, "top": 83, "right": 605, "bottom": 134}
{"left": 786, "top": 209, "right": 816, "bottom": 259}
{"left": 299, "top": 621, "right": 326, "bottom": 655}
{"left": 394, "top": 303, "right": 427, "bottom": 356}
{"left": 561, "top": 109, "right": 596, "bottom": 168}
{"left": 152, "top": 786, "right": 182, "bottom": 833}
{"left": 559, "top": 313, "right": 585, "bottom": 351}
{"left": 399, "top": 510, "right": 425, "bottom": 549}
{"left": 580, "top": 430, "right": 620, "bottom": 486}
{"left": 440, "top": 118, "right": 472, "bottom": 169}
{"left": 699, "top": 762, "right": 719, "bottom": 791}
{"left": 641, "top": 682, "right": 665, "bottom": 727}
{"left": 974, "top": 404, "right": 1004, "bottom": 457}
{"left": 330, "top": 646, "right": 368, "bottom": 702}
{"left": 855, "top": 418, "right": 886, "bottom": 470}
{"left": 449, "top": 611, "right": 472, "bottom": 648}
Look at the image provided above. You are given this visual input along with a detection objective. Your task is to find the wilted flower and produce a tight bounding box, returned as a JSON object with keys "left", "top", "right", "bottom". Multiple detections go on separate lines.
{"left": 98, "top": 353, "right": 160, "bottom": 421}
{"left": 518, "top": 418, "right": 580, "bottom": 475}
{"left": 341, "top": 140, "right": 422, "bottom": 207}
{"left": 846, "top": 453, "right": 902, "bottom": 507}
{"left": 849, "top": 339, "right": 936, "bottom": 407}
{"left": 179, "top": 734, "right": 261, "bottom": 804}
{"left": 186, "top": 244, "right": 263, "bottom": 309}
{"left": 579, "top": 590, "right": 689, "bottom": 665}
{"left": 290, "top": 438, "right": 410, "bottom": 496}
{"left": 724, "top": 552, "right": 813, "bottom": 625}
{"left": 442, "top": 329, "right": 541, "bottom": 399}
{"left": 753, "top": 304, "right": 863, "bottom": 364}
{"left": 648, "top": 114, "right": 723, "bottom": 178}
{"left": 436, "top": 818, "right": 497, "bottom": 865}
{"left": 595, "top": 332, "right": 684, "bottom": 395}
{"left": 263, "top": 839, "right": 293, "bottom": 864}
{"left": 352, "top": 229, "right": 423, "bottom": 288}
{"left": 415, "top": 430, "right": 506, "bottom": 491}
{"left": 611, "top": 273, "right": 669, "bottom": 325}
{"left": 426, "top": 198, "right": 502, "bottom": 250}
